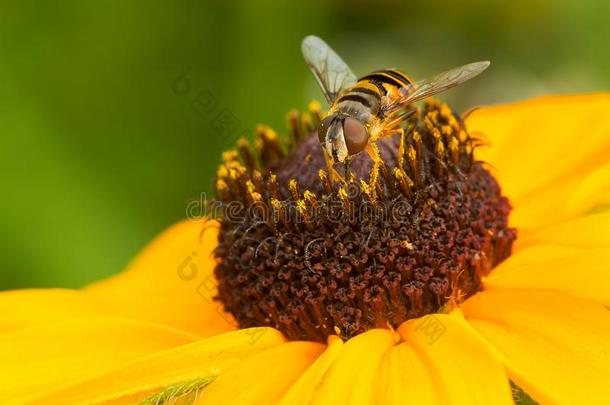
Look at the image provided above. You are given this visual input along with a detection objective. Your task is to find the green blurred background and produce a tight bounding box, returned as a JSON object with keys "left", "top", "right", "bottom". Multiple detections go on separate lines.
{"left": 1, "top": 0, "right": 608, "bottom": 290}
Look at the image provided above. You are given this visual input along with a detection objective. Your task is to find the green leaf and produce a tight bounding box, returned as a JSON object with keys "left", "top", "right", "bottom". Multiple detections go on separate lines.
{"left": 511, "top": 380, "right": 539, "bottom": 405}
{"left": 139, "top": 376, "right": 216, "bottom": 405}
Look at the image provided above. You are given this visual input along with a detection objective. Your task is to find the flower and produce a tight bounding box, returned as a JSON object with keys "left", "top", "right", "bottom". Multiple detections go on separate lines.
{"left": 214, "top": 98, "right": 517, "bottom": 343}
{"left": 2, "top": 94, "right": 610, "bottom": 404}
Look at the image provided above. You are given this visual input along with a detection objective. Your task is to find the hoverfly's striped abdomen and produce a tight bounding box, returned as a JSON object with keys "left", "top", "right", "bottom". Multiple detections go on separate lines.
{"left": 359, "top": 69, "right": 413, "bottom": 94}
{"left": 334, "top": 69, "right": 412, "bottom": 120}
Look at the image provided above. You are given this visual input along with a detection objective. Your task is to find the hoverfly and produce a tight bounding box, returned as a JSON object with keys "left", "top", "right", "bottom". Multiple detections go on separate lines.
{"left": 301, "top": 35, "right": 489, "bottom": 167}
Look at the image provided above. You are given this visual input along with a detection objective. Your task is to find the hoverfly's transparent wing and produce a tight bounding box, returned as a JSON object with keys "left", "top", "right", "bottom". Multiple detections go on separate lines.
{"left": 301, "top": 35, "right": 358, "bottom": 104}
{"left": 382, "top": 61, "right": 490, "bottom": 114}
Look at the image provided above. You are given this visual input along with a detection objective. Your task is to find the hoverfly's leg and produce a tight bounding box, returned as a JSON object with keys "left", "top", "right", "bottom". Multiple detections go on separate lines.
{"left": 379, "top": 127, "right": 404, "bottom": 139}
{"left": 365, "top": 142, "right": 382, "bottom": 166}
{"left": 343, "top": 158, "right": 351, "bottom": 180}
{"left": 461, "top": 106, "right": 481, "bottom": 121}
{"left": 323, "top": 147, "right": 347, "bottom": 184}
{"left": 383, "top": 108, "right": 417, "bottom": 131}
{"left": 365, "top": 142, "right": 383, "bottom": 192}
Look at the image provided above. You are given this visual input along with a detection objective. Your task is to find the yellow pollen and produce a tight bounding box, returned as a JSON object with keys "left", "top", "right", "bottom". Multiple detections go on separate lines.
{"left": 288, "top": 179, "right": 299, "bottom": 201}
{"left": 360, "top": 180, "right": 376, "bottom": 204}
{"left": 436, "top": 140, "right": 445, "bottom": 155}
{"left": 237, "top": 137, "right": 249, "bottom": 148}
{"left": 408, "top": 145, "right": 417, "bottom": 162}
{"left": 304, "top": 190, "right": 319, "bottom": 210}
{"left": 459, "top": 129, "right": 468, "bottom": 143}
{"left": 448, "top": 115, "right": 460, "bottom": 130}
{"left": 254, "top": 138, "right": 263, "bottom": 153}
{"left": 228, "top": 168, "right": 238, "bottom": 181}
{"left": 432, "top": 127, "right": 442, "bottom": 141}
{"left": 308, "top": 99, "right": 322, "bottom": 114}
{"left": 412, "top": 130, "right": 422, "bottom": 142}
{"left": 264, "top": 127, "right": 278, "bottom": 141}
{"left": 393, "top": 167, "right": 413, "bottom": 197}
{"left": 252, "top": 170, "right": 264, "bottom": 192}
{"left": 435, "top": 141, "right": 446, "bottom": 176}
{"left": 318, "top": 169, "right": 332, "bottom": 194}
{"left": 296, "top": 199, "right": 307, "bottom": 212}
{"left": 302, "top": 113, "right": 314, "bottom": 132}
{"left": 246, "top": 180, "right": 262, "bottom": 203}
{"left": 424, "top": 116, "right": 434, "bottom": 131}
{"left": 222, "top": 150, "right": 238, "bottom": 163}
{"left": 412, "top": 130, "right": 423, "bottom": 157}
{"left": 449, "top": 137, "right": 459, "bottom": 163}
{"left": 407, "top": 144, "right": 421, "bottom": 185}
{"left": 216, "top": 179, "right": 230, "bottom": 200}
{"left": 441, "top": 125, "right": 453, "bottom": 137}
{"left": 398, "top": 130, "right": 406, "bottom": 169}
{"left": 270, "top": 198, "right": 285, "bottom": 226}
{"left": 369, "top": 161, "right": 380, "bottom": 188}
{"left": 271, "top": 198, "right": 282, "bottom": 211}
{"left": 268, "top": 174, "right": 280, "bottom": 199}
{"left": 401, "top": 240, "right": 414, "bottom": 250}
{"left": 225, "top": 160, "right": 242, "bottom": 171}
{"left": 337, "top": 187, "right": 350, "bottom": 209}
{"left": 297, "top": 200, "right": 314, "bottom": 230}
{"left": 216, "top": 165, "right": 229, "bottom": 179}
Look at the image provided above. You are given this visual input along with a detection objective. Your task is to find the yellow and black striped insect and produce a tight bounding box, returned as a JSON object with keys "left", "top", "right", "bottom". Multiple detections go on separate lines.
{"left": 301, "top": 35, "right": 489, "bottom": 166}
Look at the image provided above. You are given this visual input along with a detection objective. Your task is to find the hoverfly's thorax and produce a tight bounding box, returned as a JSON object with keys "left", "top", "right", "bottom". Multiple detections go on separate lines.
{"left": 332, "top": 81, "right": 379, "bottom": 119}
{"left": 333, "top": 97, "right": 374, "bottom": 124}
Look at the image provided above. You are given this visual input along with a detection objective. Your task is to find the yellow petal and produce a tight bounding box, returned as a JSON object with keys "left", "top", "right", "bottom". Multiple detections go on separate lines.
{"left": 198, "top": 341, "right": 324, "bottom": 405}
{"left": 24, "top": 327, "right": 284, "bottom": 405}
{"left": 485, "top": 248, "right": 610, "bottom": 305}
{"left": 375, "top": 341, "right": 437, "bottom": 404}
{"left": 0, "top": 220, "right": 234, "bottom": 337}
{"left": 516, "top": 211, "right": 610, "bottom": 250}
{"left": 462, "top": 288, "right": 610, "bottom": 404}
{"left": 278, "top": 336, "right": 344, "bottom": 405}
{"left": 467, "top": 93, "right": 610, "bottom": 229}
{"left": 375, "top": 314, "right": 512, "bottom": 405}
{"left": 493, "top": 244, "right": 583, "bottom": 269}
{"left": 85, "top": 219, "right": 235, "bottom": 337}
{"left": 0, "top": 317, "right": 199, "bottom": 402}
{"left": 0, "top": 289, "right": 122, "bottom": 333}
{"left": 506, "top": 161, "right": 610, "bottom": 231}
{"left": 311, "top": 329, "right": 397, "bottom": 405}
{"left": 485, "top": 212, "right": 610, "bottom": 304}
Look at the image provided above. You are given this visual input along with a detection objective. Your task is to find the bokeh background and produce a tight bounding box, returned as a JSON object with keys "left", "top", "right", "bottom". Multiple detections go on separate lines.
{"left": 1, "top": 0, "right": 609, "bottom": 290}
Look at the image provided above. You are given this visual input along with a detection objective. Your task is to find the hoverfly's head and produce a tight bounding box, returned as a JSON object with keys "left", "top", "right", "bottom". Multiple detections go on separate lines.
{"left": 318, "top": 114, "right": 370, "bottom": 163}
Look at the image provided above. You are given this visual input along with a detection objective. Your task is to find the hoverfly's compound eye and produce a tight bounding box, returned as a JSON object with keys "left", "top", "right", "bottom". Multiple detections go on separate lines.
{"left": 318, "top": 115, "right": 335, "bottom": 144}
{"left": 343, "top": 117, "right": 369, "bottom": 155}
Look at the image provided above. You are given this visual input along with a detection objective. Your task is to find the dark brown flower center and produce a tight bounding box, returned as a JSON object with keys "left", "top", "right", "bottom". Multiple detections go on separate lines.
{"left": 213, "top": 100, "right": 516, "bottom": 342}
